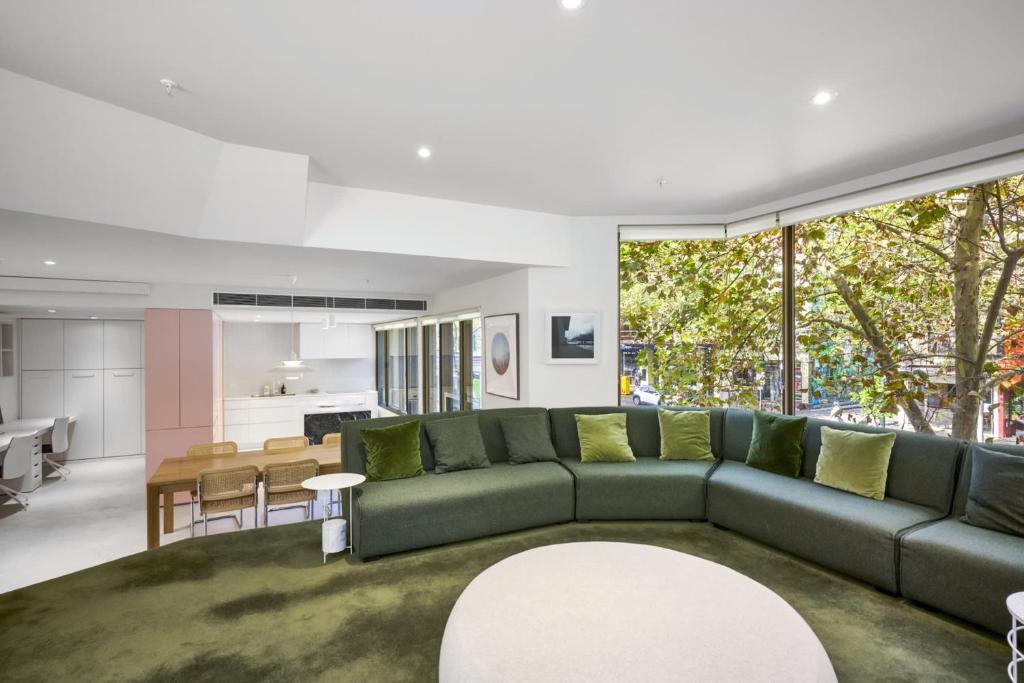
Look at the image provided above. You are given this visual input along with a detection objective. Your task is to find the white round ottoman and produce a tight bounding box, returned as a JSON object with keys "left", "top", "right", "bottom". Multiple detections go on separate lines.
{"left": 439, "top": 542, "right": 837, "bottom": 682}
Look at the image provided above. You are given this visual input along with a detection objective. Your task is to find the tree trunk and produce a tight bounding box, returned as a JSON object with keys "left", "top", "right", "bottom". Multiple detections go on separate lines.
{"left": 950, "top": 185, "right": 986, "bottom": 440}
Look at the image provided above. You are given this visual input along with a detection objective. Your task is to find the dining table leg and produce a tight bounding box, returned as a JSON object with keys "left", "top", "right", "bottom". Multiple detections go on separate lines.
{"left": 146, "top": 485, "right": 160, "bottom": 550}
{"left": 163, "top": 492, "right": 175, "bottom": 533}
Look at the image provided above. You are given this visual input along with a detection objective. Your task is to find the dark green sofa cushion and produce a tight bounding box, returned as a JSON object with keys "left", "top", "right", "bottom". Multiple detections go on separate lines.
{"left": 424, "top": 414, "right": 491, "bottom": 474}
{"left": 500, "top": 413, "right": 559, "bottom": 464}
{"left": 745, "top": 411, "right": 807, "bottom": 477}
{"left": 360, "top": 420, "right": 425, "bottom": 482}
{"left": 576, "top": 413, "right": 635, "bottom": 462}
{"left": 961, "top": 446, "right": 1024, "bottom": 537}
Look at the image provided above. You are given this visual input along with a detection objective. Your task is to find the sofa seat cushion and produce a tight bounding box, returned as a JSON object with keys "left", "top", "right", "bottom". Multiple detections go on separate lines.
{"left": 560, "top": 456, "right": 713, "bottom": 521}
{"left": 351, "top": 462, "right": 574, "bottom": 558}
{"left": 707, "top": 461, "right": 943, "bottom": 592}
{"left": 900, "top": 519, "right": 1024, "bottom": 634}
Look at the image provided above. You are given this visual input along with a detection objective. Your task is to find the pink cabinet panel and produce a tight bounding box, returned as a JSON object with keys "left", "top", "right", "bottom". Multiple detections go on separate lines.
{"left": 179, "top": 309, "right": 214, "bottom": 429}
{"left": 144, "top": 309, "right": 180, "bottom": 430}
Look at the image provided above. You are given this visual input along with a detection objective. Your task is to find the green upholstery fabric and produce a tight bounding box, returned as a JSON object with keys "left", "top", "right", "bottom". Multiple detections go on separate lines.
{"left": 658, "top": 408, "right": 713, "bottom": 461}
{"left": 560, "top": 457, "right": 713, "bottom": 520}
{"left": 901, "top": 519, "right": 1024, "bottom": 633}
{"left": 745, "top": 411, "right": 807, "bottom": 477}
{"left": 575, "top": 413, "right": 635, "bottom": 462}
{"left": 424, "top": 415, "right": 491, "bottom": 473}
{"left": 549, "top": 406, "right": 726, "bottom": 460}
{"left": 814, "top": 426, "right": 896, "bottom": 501}
{"left": 707, "top": 461, "right": 944, "bottom": 592}
{"left": 351, "top": 462, "right": 574, "bottom": 558}
{"left": 499, "top": 413, "right": 560, "bottom": 464}
{"left": 961, "top": 446, "right": 1024, "bottom": 537}
{"left": 360, "top": 420, "right": 424, "bottom": 482}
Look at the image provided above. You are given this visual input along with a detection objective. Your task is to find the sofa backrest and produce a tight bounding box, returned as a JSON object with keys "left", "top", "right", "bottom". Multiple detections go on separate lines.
{"left": 340, "top": 407, "right": 549, "bottom": 474}
{"left": 548, "top": 406, "right": 725, "bottom": 460}
{"left": 952, "top": 441, "right": 1024, "bottom": 517}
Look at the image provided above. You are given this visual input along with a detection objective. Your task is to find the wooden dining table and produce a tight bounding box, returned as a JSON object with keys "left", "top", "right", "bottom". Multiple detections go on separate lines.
{"left": 146, "top": 444, "right": 342, "bottom": 549}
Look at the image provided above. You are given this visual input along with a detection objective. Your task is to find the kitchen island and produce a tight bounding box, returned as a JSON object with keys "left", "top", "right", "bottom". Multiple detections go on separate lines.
{"left": 223, "top": 390, "right": 377, "bottom": 449}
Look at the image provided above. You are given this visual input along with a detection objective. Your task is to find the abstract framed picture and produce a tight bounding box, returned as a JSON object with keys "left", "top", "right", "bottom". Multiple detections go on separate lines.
{"left": 546, "top": 311, "right": 599, "bottom": 364}
{"left": 484, "top": 313, "right": 520, "bottom": 399}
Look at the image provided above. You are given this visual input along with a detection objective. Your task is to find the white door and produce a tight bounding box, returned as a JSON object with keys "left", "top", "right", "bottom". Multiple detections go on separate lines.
{"left": 20, "top": 319, "right": 63, "bottom": 370}
{"left": 299, "top": 323, "right": 325, "bottom": 359}
{"left": 103, "top": 321, "right": 142, "bottom": 369}
{"left": 64, "top": 320, "right": 104, "bottom": 370}
{"left": 64, "top": 370, "right": 104, "bottom": 460}
{"left": 21, "top": 370, "right": 62, "bottom": 418}
{"left": 104, "top": 369, "right": 142, "bottom": 456}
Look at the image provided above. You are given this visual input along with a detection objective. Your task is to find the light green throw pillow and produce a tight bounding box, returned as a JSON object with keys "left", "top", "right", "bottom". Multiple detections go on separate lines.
{"left": 814, "top": 425, "right": 896, "bottom": 501}
{"left": 575, "top": 413, "right": 635, "bottom": 463}
{"left": 658, "top": 409, "right": 713, "bottom": 461}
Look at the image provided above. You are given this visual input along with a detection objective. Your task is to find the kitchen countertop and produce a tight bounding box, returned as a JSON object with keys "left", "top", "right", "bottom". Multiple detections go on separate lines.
{"left": 226, "top": 390, "right": 376, "bottom": 401}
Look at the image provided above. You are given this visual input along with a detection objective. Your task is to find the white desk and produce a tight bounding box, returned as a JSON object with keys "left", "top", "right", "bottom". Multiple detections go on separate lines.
{"left": 0, "top": 417, "right": 75, "bottom": 491}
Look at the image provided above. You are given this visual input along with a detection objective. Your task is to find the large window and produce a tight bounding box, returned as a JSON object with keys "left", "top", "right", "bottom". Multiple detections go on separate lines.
{"left": 620, "top": 177, "right": 1024, "bottom": 442}
{"left": 375, "top": 321, "right": 419, "bottom": 415}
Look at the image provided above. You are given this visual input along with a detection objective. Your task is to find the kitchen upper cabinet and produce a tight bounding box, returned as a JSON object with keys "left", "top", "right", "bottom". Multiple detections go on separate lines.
{"left": 104, "top": 320, "right": 142, "bottom": 368}
{"left": 144, "top": 309, "right": 180, "bottom": 430}
{"left": 20, "top": 319, "right": 63, "bottom": 370}
{"left": 21, "top": 370, "right": 63, "bottom": 418}
{"left": 104, "top": 369, "right": 142, "bottom": 456}
{"left": 299, "top": 323, "right": 374, "bottom": 359}
{"left": 64, "top": 370, "right": 103, "bottom": 460}
{"left": 64, "top": 320, "right": 104, "bottom": 370}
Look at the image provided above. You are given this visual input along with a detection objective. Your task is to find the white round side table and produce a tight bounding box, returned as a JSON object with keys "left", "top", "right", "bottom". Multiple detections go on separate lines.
{"left": 302, "top": 473, "right": 366, "bottom": 562}
{"left": 439, "top": 542, "right": 837, "bottom": 682}
{"left": 1009, "top": 592, "right": 1024, "bottom": 683}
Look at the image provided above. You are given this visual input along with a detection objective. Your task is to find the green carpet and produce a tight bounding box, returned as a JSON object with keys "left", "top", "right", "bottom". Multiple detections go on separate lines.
{"left": 0, "top": 521, "right": 1009, "bottom": 681}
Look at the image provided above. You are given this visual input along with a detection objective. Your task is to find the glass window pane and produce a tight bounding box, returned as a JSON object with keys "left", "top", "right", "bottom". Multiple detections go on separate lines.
{"left": 376, "top": 330, "right": 386, "bottom": 407}
{"left": 440, "top": 322, "right": 459, "bottom": 411}
{"left": 423, "top": 324, "right": 440, "bottom": 414}
{"left": 405, "top": 326, "right": 419, "bottom": 414}
{"left": 470, "top": 318, "right": 482, "bottom": 409}
{"left": 386, "top": 328, "right": 405, "bottom": 412}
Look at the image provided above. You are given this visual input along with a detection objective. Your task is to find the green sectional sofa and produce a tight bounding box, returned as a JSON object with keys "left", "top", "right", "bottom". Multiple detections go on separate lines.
{"left": 340, "top": 405, "right": 1024, "bottom": 634}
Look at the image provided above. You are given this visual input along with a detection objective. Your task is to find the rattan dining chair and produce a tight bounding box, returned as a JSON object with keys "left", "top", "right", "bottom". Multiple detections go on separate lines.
{"left": 186, "top": 441, "right": 239, "bottom": 536}
{"left": 196, "top": 465, "right": 259, "bottom": 536}
{"left": 263, "top": 435, "right": 309, "bottom": 453}
{"left": 262, "top": 458, "right": 319, "bottom": 526}
{"left": 321, "top": 433, "right": 341, "bottom": 448}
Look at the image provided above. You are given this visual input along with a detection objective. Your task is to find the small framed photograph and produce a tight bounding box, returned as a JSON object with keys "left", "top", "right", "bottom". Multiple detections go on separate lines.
{"left": 484, "top": 313, "right": 520, "bottom": 399}
{"left": 546, "top": 311, "right": 599, "bottom": 364}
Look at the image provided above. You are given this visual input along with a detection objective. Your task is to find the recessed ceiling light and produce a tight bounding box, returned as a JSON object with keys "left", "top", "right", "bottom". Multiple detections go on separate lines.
{"left": 417, "top": 146, "right": 432, "bottom": 159}
{"left": 811, "top": 90, "right": 836, "bottom": 106}
{"left": 560, "top": 0, "right": 587, "bottom": 9}
{"left": 47, "top": 309, "right": 56, "bottom": 314}
{"left": 89, "top": 316, "right": 98, "bottom": 320}
{"left": 43, "top": 260, "right": 56, "bottom": 266}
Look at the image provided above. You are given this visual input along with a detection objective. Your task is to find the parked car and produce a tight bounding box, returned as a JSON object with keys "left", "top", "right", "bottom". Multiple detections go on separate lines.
{"left": 631, "top": 384, "right": 663, "bottom": 406}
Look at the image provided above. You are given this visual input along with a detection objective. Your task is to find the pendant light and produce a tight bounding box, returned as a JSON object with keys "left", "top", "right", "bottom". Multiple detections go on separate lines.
{"left": 272, "top": 275, "right": 313, "bottom": 379}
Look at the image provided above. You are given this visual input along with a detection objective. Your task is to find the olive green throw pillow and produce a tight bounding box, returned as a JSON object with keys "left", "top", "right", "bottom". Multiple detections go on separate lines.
{"left": 360, "top": 420, "right": 425, "bottom": 482}
{"left": 658, "top": 409, "right": 713, "bottom": 461}
{"left": 500, "top": 413, "right": 560, "bottom": 464}
{"left": 813, "top": 426, "right": 896, "bottom": 500}
{"left": 424, "top": 415, "right": 492, "bottom": 474}
{"left": 576, "top": 413, "right": 635, "bottom": 463}
{"left": 745, "top": 411, "right": 807, "bottom": 477}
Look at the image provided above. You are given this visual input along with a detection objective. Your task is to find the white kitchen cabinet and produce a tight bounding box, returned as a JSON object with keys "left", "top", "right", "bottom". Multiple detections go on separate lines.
{"left": 347, "top": 324, "right": 375, "bottom": 357}
{"left": 63, "top": 320, "right": 104, "bottom": 370}
{"left": 104, "top": 369, "right": 142, "bottom": 456}
{"left": 223, "top": 424, "right": 249, "bottom": 445}
{"left": 20, "top": 319, "right": 63, "bottom": 370}
{"left": 299, "top": 323, "right": 326, "bottom": 359}
{"left": 322, "top": 325, "right": 349, "bottom": 358}
{"left": 103, "top": 320, "right": 142, "bottom": 369}
{"left": 299, "top": 323, "right": 374, "bottom": 359}
{"left": 21, "top": 370, "right": 63, "bottom": 418}
{"left": 64, "top": 370, "right": 104, "bottom": 460}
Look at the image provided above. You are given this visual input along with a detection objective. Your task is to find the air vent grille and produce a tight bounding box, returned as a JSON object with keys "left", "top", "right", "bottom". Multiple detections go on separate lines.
{"left": 213, "top": 293, "right": 426, "bottom": 311}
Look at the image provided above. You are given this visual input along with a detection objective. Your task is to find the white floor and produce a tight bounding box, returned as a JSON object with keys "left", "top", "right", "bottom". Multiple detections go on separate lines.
{"left": 0, "top": 455, "right": 329, "bottom": 594}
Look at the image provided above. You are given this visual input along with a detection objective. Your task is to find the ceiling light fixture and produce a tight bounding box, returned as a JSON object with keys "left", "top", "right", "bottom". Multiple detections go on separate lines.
{"left": 417, "top": 146, "right": 432, "bottom": 159}
{"left": 811, "top": 90, "right": 836, "bottom": 106}
{"left": 43, "top": 260, "right": 56, "bottom": 266}
{"left": 559, "top": 0, "right": 587, "bottom": 9}
{"left": 90, "top": 316, "right": 98, "bottom": 320}
{"left": 272, "top": 275, "right": 313, "bottom": 378}
{"left": 47, "top": 309, "right": 56, "bottom": 314}
{"left": 159, "top": 78, "right": 179, "bottom": 96}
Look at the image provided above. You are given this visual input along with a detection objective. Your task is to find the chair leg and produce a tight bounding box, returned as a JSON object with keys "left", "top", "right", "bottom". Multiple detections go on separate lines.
{"left": 190, "top": 498, "right": 195, "bottom": 538}
{"left": 0, "top": 484, "right": 28, "bottom": 510}
{"left": 42, "top": 455, "right": 70, "bottom": 480}
{"left": 204, "top": 513, "right": 208, "bottom": 536}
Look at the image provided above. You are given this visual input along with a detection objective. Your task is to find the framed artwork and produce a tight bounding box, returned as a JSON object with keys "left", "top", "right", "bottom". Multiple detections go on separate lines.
{"left": 484, "top": 313, "right": 520, "bottom": 400}
{"left": 547, "top": 311, "right": 599, "bottom": 364}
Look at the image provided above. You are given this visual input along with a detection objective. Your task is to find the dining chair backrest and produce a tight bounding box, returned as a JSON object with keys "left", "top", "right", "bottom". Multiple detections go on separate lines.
{"left": 264, "top": 458, "right": 319, "bottom": 494}
{"left": 187, "top": 441, "right": 239, "bottom": 458}
{"left": 263, "top": 435, "right": 309, "bottom": 453}
{"left": 197, "top": 465, "right": 259, "bottom": 508}
{"left": 322, "top": 433, "right": 341, "bottom": 448}
{"left": 2, "top": 435, "right": 34, "bottom": 480}
{"left": 50, "top": 417, "right": 71, "bottom": 455}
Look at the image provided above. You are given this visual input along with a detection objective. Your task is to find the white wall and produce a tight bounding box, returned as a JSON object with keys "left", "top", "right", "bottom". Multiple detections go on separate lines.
{"left": 0, "top": 316, "right": 17, "bottom": 421}
{"left": 431, "top": 268, "right": 530, "bottom": 408}
{"left": 222, "top": 322, "right": 374, "bottom": 398}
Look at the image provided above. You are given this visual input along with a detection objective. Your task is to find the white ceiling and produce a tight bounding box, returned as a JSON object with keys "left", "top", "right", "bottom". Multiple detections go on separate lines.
{"left": 0, "top": 210, "right": 520, "bottom": 294}
{"left": 2, "top": 1, "right": 1024, "bottom": 216}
